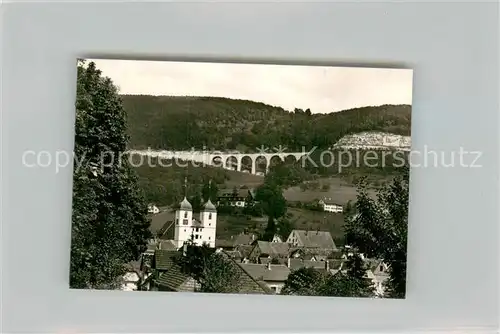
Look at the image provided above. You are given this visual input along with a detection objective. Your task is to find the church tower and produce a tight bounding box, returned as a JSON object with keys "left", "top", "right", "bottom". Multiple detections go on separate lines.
{"left": 174, "top": 178, "right": 194, "bottom": 249}
{"left": 199, "top": 180, "right": 217, "bottom": 248}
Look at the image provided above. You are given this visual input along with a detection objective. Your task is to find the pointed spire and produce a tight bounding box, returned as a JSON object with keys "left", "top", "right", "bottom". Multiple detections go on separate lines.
{"left": 183, "top": 175, "right": 188, "bottom": 199}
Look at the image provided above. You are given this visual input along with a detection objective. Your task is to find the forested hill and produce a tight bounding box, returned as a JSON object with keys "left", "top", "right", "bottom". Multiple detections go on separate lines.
{"left": 121, "top": 95, "right": 411, "bottom": 151}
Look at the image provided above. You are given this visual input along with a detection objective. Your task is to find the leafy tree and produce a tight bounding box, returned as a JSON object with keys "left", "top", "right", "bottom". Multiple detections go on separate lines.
{"left": 345, "top": 253, "right": 374, "bottom": 296}
{"left": 176, "top": 243, "right": 242, "bottom": 293}
{"left": 346, "top": 253, "right": 366, "bottom": 280}
{"left": 70, "top": 60, "right": 152, "bottom": 289}
{"left": 255, "top": 182, "right": 287, "bottom": 241}
{"left": 316, "top": 272, "right": 373, "bottom": 298}
{"left": 188, "top": 194, "right": 203, "bottom": 213}
{"left": 276, "top": 217, "right": 294, "bottom": 241}
{"left": 201, "top": 180, "right": 219, "bottom": 203}
{"left": 199, "top": 252, "right": 242, "bottom": 293}
{"left": 344, "top": 166, "right": 409, "bottom": 298}
{"left": 281, "top": 267, "right": 326, "bottom": 296}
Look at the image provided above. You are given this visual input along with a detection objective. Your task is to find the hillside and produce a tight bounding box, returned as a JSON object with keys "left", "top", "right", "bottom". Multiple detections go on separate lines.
{"left": 121, "top": 95, "right": 411, "bottom": 151}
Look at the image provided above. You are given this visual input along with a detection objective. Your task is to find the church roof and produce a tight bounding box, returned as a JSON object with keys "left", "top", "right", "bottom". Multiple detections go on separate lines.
{"left": 179, "top": 197, "right": 192, "bottom": 211}
{"left": 202, "top": 199, "right": 217, "bottom": 212}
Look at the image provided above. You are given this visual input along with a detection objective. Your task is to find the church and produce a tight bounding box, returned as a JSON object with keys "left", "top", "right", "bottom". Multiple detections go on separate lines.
{"left": 174, "top": 196, "right": 218, "bottom": 249}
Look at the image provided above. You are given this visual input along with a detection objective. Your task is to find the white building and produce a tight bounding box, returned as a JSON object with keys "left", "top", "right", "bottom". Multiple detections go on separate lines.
{"left": 147, "top": 204, "right": 160, "bottom": 214}
{"left": 174, "top": 197, "right": 217, "bottom": 248}
{"left": 319, "top": 199, "right": 343, "bottom": 213}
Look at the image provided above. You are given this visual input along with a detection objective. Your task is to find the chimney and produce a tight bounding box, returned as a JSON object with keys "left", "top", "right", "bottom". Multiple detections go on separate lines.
{"left": 287, "top": 257, "right": 291, "bottom": 268}
{"left": 325, "top": 260, "right": 330, "bottom": 271}
{"left": 182, "top": 243, "right": 187, "bottom": 256}
{"left": 267, "top": 262, "right": 271, "bottom": 270}
{"left": 251, "top": 234, "right": 255, "bottom": 241}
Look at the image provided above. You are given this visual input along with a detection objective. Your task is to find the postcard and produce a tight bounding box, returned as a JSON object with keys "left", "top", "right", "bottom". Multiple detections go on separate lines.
{"left": 70, "top": 58, "right": 412, "bottom": 298}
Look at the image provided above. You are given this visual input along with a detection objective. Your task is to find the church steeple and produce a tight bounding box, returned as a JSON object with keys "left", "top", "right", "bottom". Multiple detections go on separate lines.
{"left": 179, "top": 176, "right": 192, "bottom": 211}
{"left": 202, "top": 179, "right": 217, "bottom": 212}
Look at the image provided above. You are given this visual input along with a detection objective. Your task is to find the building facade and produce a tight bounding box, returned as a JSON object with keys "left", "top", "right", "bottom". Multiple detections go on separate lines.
{"left": 174, "top": 197, "right": 217, "bottom": 248}
{"left": 319, "top": 199, "right": 343, "bottom": 213}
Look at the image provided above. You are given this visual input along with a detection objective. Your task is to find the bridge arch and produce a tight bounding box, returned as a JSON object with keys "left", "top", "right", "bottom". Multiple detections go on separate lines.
{"left": 225, "top": 155, "right": 239, "bottom": 171}
{"left": 254, "top": 155, "right": 269, "bottom": 175}
{"left": 269, "top": 155, "right": 283, "bottom": 169}
{"left": 240, "top": 155, "right": 253, "bottom": 173}
{"left": 211, "top": 155, "right": 223, "bottom": 168}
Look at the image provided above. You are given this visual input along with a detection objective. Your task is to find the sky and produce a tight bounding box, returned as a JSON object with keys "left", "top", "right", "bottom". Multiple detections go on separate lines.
{"left": 88, "top": 58, "right": 413, "bottom": 114}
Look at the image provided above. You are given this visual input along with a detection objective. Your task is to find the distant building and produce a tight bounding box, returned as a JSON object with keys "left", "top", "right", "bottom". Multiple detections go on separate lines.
{"left": 217, "top": 188, "right": 256, "bottom": 208}
{"left": 319, "top": 199, "right": 343, "bottom": 213}
{"left": 286, "top": 230, "right": 337, "bottom": 250}
{"left": 238, "top": 262, "right": 291, "bottom": 294}
{"left": 367, "top": 259, "right": 390, "bottom": 296}
{"left": 215, "top": 232, "right": 257, "bottom": 251}
{"left": 174, "top": 197, "right": 217, "bottom": 248}
{"left": 271, "top": 234, "right": 283, "bottom": 243}
{"left": 147, "top": 204, "right": 160, "bottom": 214}
{"left": 249, "top": 241, "right": 290, "bottom": 261}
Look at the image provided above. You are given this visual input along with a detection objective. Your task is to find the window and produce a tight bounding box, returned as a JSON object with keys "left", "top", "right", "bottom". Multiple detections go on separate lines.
{"left": 176, "top": 219, "right": 179, "bottom": 225}
{"left": 208, "top": 213, "right": 212, "bottom": 220}
{"left": 209, "top": 223, "right": 211, "bottom": 226}
{"left": 183, "top": 219, "right": 188, "bottom": 225}
{"left": 208, "top": 237, "right": 211, "bottom": 240}
{"left": 195, "top": 235, "right": 198, "bottom": 239}
{"left": 184, "top": 212, "right": 187, "bottom": 218}
{"left": 184, "top": 229, "right": 186, "bottom": 232}
{"left": 380, "top": 265, "right": 383, "bottom": 272}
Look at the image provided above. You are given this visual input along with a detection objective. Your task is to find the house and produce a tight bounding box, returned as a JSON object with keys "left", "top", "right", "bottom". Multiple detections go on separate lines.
{"left": 154, "top": 263, "right": 200, "bottom": 292}
{"left": 238, "top": 262, "right": 291, "bottom": 294}
{"left": 158, "top": 239, "right": 178, "bottom": 251}
{"left": 147, "top": 204, "right": 160, "bottom": 214}
{"left": 286, "top": 230, "right": 337, "bottom": 250}
{"left": 271, "top": 234, "right": 283, "bottom": 243}
{"left": 153, "top": 249, "right": 181, "bottom": 272}
{"left": 286, "top": 257, "right": 344, "bottom": 273}
{"left": 368, "top": 260, "right": 390, "bottom": 296}
{"left": 249, "top": 241, "right": 290, "bottom": 261}
{"left": 232, "top": 232, "right": 257, "bottom": 246}
{"left": 215, "top": 233, "right": 257, "bottom": 251}
{"left": 289, "top": 247, "right": 337, "bottom": 261}
{"left": 319, "top": 199, "right": 343, "bottom": 213}
{"left": 217, "top": 250, "right": 273, "bottom": 295}
{"left": 120, "top": 260, "right": 142, "bottom": 291}
{"left": 217, "top": 188, "right": 256, "bottom": 208}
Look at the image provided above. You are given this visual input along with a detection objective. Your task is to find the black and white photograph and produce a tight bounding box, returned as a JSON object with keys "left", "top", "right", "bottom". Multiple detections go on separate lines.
{"left": 70, "top": 58, "right": 413, "bottom": 298}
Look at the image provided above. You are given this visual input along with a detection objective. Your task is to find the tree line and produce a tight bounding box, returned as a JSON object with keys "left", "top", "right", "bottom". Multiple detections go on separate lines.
{"left": 122, "top": 94, "right": 411, "bottom": 151}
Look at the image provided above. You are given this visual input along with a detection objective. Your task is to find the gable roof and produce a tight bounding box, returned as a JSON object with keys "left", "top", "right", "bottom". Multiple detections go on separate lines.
{"left": 232, "top": 233, "right": 256, "bottom": 246}
{"left": 254, "top": 241, "right": 290, "bottom": 258}
{"left": 219, "top": 188, "right": 250, "bottom": 199}
{"left": 155, "top": 264, "right": 193, "bottom": 291}
{"left": 321, "top": 199, "right": 342, "bottom": 206}
{"left": 215, "top": 239, "right": 234, "bottom": 248}
{"left": 154, "top": 249, "right": 181, "bottom": 271}
{"left": 235, "top": 244, "right": 254, "bottom": 258}
{"left": 218, "top": 251, "right": 273, "bottom": 294}
{"left": 291, "top": 230, "right": 337, "bottom": 250}
{"left": 158, "top": 240, "right": 178, "bottom": 251}
{"left": 238, "top": 263, "right": 291, "bottom": 282}
{"left": 289, "top": 247, "right": 336, "bottom": 258}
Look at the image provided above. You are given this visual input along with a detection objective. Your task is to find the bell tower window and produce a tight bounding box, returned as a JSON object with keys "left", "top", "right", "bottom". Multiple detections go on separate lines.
{"left": 184, "top": 212, "right": 187, "bottom": 218}
{"left": 209, "top": 213, "right": 212, "bottom": 220}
